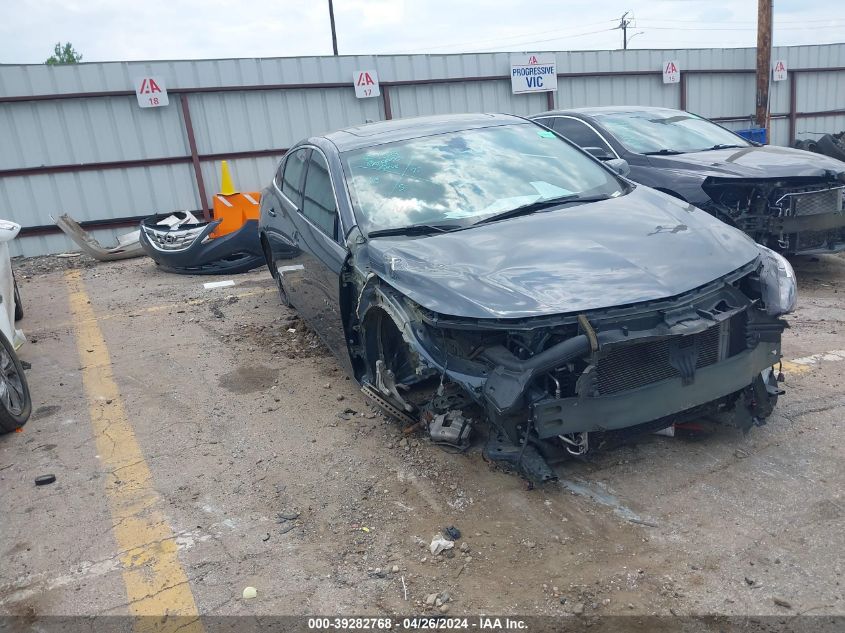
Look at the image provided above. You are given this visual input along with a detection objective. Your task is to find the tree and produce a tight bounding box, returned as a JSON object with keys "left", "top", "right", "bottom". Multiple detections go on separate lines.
{"left": 45, "top": 42, "right": 82, "bottom": 65}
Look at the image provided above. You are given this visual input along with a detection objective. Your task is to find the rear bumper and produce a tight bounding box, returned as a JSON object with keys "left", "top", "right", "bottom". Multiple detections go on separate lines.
{"left": 531, "top": 340, "right": 781, "bottom": 437}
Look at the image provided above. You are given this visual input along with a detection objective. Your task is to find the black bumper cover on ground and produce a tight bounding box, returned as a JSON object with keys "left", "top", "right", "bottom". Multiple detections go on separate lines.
{"left": 139, "top": 216, "right": 264, "bottom": 275}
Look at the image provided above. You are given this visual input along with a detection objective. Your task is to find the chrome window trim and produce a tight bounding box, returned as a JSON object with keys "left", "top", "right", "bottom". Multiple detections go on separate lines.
{"left": 543, "top": 115, "right": 620, "bottom": 159}
{"left": 274, "top": 145, "right": 346, "bottom": 244}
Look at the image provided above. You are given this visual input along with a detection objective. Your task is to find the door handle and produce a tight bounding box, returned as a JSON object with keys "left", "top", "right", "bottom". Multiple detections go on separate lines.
{"left": 268, "top": 207, "right": 277, "bottom": 217}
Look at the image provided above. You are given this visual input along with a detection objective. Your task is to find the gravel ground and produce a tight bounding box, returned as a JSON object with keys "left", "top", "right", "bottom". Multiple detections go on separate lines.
{"left": 0, "top": 252, "right": 843, "bottom": 623}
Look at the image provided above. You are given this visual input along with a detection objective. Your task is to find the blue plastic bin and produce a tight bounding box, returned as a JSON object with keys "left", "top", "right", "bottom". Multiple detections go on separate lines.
{"left": 736, "top": 127, "right": 767, "bottom": 144}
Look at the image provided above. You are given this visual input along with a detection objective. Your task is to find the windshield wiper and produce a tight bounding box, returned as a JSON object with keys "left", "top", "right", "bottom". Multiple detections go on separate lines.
{"left": 473, "top": 194, "right": 612, "bottom": 226}
{"left": 643, "top": 148, "right": 685, "bottom": 155}
{"left": 367, "top": 224, "right": 458, "bottom": 239}
{"left": 702, "top": 143, "right": 746, "bottom": 151}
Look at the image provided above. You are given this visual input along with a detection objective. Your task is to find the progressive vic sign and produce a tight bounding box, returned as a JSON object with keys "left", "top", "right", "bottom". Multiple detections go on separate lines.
{"left": 510, "top": 54, "right": 557, "bottom": 95}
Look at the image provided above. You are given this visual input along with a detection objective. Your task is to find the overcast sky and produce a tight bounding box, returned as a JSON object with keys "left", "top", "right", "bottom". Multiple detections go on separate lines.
{"left": 2, "top": 0, "right": 843, "bottom": 64}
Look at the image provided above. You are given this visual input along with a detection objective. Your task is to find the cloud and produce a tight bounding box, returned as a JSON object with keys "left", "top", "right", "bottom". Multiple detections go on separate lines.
{"left": 0, "top": 0, "right": 841, "bottom": 64}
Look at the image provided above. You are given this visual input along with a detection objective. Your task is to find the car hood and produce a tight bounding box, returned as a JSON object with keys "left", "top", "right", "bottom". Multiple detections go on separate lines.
{"left": 647, "top": 145, "right": 845, "bottom": 180}
{"left": 363, "top": 186, "right": 760, "bottom": 319}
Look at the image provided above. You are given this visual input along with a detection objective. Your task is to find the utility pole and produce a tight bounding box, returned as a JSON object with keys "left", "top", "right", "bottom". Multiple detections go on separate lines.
{"left": 755, "top": 0, "right": 773, "bottom": 136}
{"left": 328, "top": 0, "right": 339, "bottom": 56}
{"left": 618, "top": 12, "right": 633, "bottom": 50}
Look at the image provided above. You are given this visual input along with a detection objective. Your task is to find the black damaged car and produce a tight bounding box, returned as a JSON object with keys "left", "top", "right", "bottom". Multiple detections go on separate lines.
{"left": 258, "top": 113, "right": 795, "bottom": 482}
{"left": 531, "top": 106, "right": 845, "bottom": 255}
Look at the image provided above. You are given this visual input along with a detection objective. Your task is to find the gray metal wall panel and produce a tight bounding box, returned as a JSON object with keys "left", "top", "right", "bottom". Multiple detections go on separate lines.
{"left": 555, "top": 75, "right": 679, "bottom": 110}
{"left": 0, "top": 164, "right": 199, "bottom": 227}
{"left": 389, "top": 80, "right": 546, "bottom": 118}
{"left": 2, "top": 44, "right": 844, "bottom": 256}
{"left": 0, "top": 96, "right": 187, "bottom": 170}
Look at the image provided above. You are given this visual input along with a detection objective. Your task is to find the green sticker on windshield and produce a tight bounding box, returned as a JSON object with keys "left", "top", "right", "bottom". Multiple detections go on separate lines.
{"left": 537, "top": 130, "right": 555, "bottom": 138}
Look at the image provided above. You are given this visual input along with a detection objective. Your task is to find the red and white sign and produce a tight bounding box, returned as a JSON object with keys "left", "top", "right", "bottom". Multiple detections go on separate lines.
{"left": 134, "top": 76, "right": 169, "bottom": 108}
{"left": 662, "top": 60, "right": 680, "bottom": 84}
{"left": 353, "top": 70, "right": 380, "bottom": 98}
{"left": 773, "top": 59, "right": 788, "bottom": 82}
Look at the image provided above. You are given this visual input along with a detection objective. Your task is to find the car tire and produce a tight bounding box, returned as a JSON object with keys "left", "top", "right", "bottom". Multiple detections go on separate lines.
{"left": 13, "top": 277, "right": 23, "bottom": 321}
{"left": 792, "top": 139, "right": 807, "bottom": 150}
{"left": 0, "top": 328, "right": 31, "bottom": 433}
{"left": 817, "top": 134, "right": 845, "bottom": 162}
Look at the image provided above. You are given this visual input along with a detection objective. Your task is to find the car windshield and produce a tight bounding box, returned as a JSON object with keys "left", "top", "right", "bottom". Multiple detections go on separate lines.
{"left": 592, "top": 110, "right": 751, "bottom": 154}
{"left": 341, "top": 122, "right": 624, "bottom": 234}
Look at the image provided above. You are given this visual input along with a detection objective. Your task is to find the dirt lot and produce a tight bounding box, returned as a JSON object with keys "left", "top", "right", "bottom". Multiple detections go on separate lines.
{"left": 1, "top": 253, "right": 843, "bottom": 624}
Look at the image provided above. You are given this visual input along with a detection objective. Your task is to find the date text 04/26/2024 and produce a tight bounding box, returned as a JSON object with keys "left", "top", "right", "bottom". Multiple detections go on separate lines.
{"left": 307, "top": 617, "right": 528, "bottom": 630}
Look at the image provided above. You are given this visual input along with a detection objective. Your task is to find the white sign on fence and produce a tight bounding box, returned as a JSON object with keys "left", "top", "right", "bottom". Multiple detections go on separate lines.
{"left": 353, "top": 70, "right": 380, "bottom": 98}
{"left": 662, "top": 60, "right": 680, "bottom": 84}
{"left": 510, "top": 54, "right": 557, "bottom": 94}
{"left": 773, "top": 59, "right": 788, "bottom": 82}
{"left": 134, "top": 76, "right": 169, "bottom": 108}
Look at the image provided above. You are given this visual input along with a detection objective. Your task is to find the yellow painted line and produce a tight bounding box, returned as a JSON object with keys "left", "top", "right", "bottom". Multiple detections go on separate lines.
{"left": 65, "top": 270, "right": 204, "bottom": 632}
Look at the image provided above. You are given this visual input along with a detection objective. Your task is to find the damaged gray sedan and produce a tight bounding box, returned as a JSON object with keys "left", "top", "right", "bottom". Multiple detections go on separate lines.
{"left": 258, "top": 113, "right": 795, "bottom": 482}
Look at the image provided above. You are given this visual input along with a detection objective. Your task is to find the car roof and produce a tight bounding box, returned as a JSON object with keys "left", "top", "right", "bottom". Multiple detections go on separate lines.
{"left": 533, "top": 106, "right": 685, "bottom": 119}
{"left": 322, "top": 113, "right": 526, "bottom": 152}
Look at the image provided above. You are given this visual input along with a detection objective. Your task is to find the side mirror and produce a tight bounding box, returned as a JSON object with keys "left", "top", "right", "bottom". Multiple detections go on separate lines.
{"left": 584, "top": 146, "right": 614, "bottom": 161}
{"left": 605, "top": 158, "right": 631, "bottom": 177}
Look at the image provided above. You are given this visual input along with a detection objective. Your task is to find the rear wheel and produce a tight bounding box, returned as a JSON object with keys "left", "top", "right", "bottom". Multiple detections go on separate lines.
{"left": 0, "top": 329, "right": 31, "bottom": 433}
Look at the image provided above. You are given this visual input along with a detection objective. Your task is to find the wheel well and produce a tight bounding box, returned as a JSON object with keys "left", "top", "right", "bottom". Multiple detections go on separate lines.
{"left": 259, "top": 232, "right": 275, "bottom": 277}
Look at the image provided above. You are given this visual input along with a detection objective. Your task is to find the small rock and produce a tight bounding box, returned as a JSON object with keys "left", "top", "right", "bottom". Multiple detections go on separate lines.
{"left": 425, "top": 593, "right": 438, "bottom": 606}
{"left": 392, "top": 565, "right": 400, "bottom": 573}
{"left": 441, "top": 591, "right": 452, "bottom": 603}
{"left": 773, "top": 597, "right": 792, "bottom": 609}
{"left": 628, "top": 603, "right": 635, "bottom": 609}
{"left": 242, "top": 586, "right": 257, "bottom": 600}
{"left": 435, "top": 598, "right": 443, "bottom": 607}
{"left": 559, "top": 597, "right": 566, "bottom": 605}
{"left": 572, "top": 602, "right": 584, "bottom": 615}
{"left": 465, "top": 556, "right": 472, "bottom": 563}
{"left": 460, "top": 542, "right": 470, "bottom": 552}
{"left": 336, "top": 394, "right": 344, "bottom": 401}
{"left": 439, "top": 604, "right": 450, "bottom": 614}
{"left": 602, "top": 598, "right": 611, "bottom": 606}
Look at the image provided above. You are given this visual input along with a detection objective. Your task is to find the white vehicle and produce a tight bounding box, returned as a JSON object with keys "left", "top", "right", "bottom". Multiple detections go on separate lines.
{"left": 0, "top": 220, "right": 31, "bottom": 432}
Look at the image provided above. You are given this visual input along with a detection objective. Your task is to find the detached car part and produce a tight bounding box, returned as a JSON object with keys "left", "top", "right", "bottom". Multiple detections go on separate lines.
{"left": 53, "top": 213, "right": 144, "bottom": 261}
{"left": 139, "top": 211, "right": 264, "bottom": 275}
{"left": 259, "top": 114, "right": 793, "bottom": 483}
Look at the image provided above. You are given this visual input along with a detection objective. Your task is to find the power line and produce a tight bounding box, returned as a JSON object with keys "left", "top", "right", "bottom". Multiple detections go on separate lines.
{"left": 638, "top": 24, "right": 845, "bottom": 31}
{"left": 396, "top": 20, "right": 617, "bottom": 54}
{"left": 468, "top": 27, "right": 618, "bottom": 53}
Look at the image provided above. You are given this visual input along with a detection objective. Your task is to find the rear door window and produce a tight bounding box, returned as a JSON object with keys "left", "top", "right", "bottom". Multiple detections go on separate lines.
{"left": 282, "top": 148, "right": 309, "bottom": 207}
{"left": 302, "top": 151, "right": 339, "bottom": 240}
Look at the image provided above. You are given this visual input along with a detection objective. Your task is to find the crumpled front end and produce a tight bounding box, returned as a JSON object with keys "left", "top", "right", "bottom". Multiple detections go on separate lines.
{"left": 355, "top": 255, "right": 790, "bottom": 483}
{"left": 702, "top": 174, "right": 845, "bottom": 255}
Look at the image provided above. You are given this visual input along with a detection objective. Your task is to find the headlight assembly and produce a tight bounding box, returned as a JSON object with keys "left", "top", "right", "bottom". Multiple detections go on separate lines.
{"left": 757, "top": 245, "right": 797, "bottom": 316}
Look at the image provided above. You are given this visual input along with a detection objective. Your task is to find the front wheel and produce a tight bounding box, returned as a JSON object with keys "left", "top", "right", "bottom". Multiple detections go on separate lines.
{"left": 0, "top": 329, "right": 31, "bottom": 433}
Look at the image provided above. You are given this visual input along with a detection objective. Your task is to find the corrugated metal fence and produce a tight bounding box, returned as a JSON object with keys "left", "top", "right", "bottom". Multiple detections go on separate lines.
{"left": 1, "top": 44, "right": 844, "bottom": 256}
